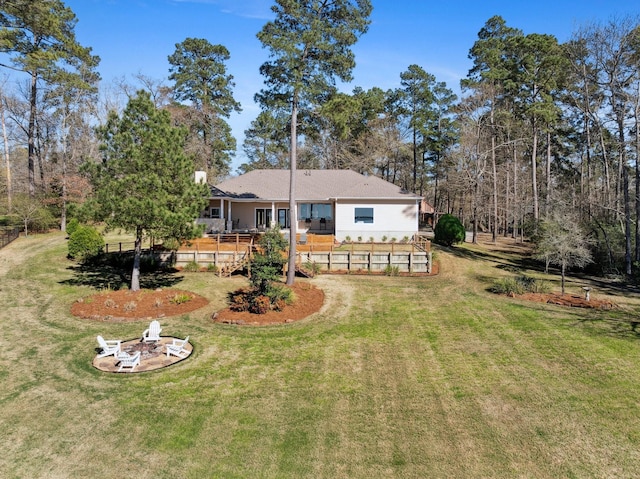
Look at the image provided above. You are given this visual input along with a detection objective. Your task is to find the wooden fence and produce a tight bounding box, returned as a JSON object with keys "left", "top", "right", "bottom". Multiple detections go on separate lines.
{"left": 300, "top": 250, "right": 432, "bottom": 273}
{"left": 165, "top": 248, "right": 431, "bottom": 274}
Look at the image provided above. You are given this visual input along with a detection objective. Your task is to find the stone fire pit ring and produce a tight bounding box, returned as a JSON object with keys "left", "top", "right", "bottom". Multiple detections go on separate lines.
{"left": 93, "top": 336, "right": 193, "bottom": 373}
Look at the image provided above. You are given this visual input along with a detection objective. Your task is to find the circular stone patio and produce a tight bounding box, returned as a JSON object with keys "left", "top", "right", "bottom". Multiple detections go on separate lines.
{"left": 93, "top": 336, "right": 193, "bottom": 373}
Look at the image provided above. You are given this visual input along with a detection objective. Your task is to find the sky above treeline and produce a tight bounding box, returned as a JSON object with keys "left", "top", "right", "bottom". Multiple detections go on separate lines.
{"left": 14, "top": 0, "right": 640, "bottom": 171}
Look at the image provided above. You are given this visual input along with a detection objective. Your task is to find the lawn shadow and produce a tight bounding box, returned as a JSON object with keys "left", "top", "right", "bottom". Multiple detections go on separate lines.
{"left": 444, "top": 241, "right": 541, "bottom": 272}
{"left": 60, "top": 252, "right": 184, "bottom": 290}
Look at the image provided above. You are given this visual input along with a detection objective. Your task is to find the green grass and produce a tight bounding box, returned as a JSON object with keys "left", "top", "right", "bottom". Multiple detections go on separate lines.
{"left": 1, "top": 232, "right": 640, "bottom": 478}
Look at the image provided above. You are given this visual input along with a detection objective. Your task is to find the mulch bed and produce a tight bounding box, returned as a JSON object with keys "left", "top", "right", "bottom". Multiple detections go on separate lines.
{"left": 71, "top": 289, "right": 209, "bottom": 322}
{"left": 517, "top": 292, "right": 616, "bottom": 309}
{"left": 212, "top": 282, "right": 324, "bottom": 326}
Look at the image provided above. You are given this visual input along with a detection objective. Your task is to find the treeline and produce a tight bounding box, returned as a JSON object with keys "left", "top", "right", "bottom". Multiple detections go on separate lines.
{"left": 0, "top": 1, "right": 639, "bottom": 277}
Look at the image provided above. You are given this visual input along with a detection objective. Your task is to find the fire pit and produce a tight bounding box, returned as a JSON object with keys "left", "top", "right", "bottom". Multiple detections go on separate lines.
{"left": 124, "top": 340, "right": 162, "bottom": 359}
{"left": 93, "top": 336, "right": 193, "bottom": 373}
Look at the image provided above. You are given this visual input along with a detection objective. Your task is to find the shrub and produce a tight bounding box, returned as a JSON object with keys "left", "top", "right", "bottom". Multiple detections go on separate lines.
{"left": 266, "top": 284, "right": 294, "bottom": 305}
{"left": 66, "top": 218, "right": 80, "bottom": 236}
{"left": 384, "top": 265, "right": 400, "bottom": 276}
{"left": 490, "top": 278, "right": 524, "bottom": 295}
{"left": 250, "top": 295, "right": 271, "bottom": 314}
{"left": 169, "top": 292, "right": 192, "bottom": 304}
{"left": 104, "top": 298, "right": 117, "bottom": 308}
{"left": 183, "top": 260, "right": 199, "bottom": 272}
{"left": 304, "top": 261, "right": 321, "bottom": 275}
{"left": 434, "top": 214, "right": 465, "bottom": 247}
{"left": 490, "top": 274, "right": 550, "bottom": 295}
{"left": 515, "top": 274, "right": 551, "bottom": 293}
{"left": 68, "top": 225, "right": 105, "bottom": 261}
{"left": 206, "top": 263, "right": 219, "bottom": 273}
{"left": 229, "top": 290, "right": 251, "bottom": 312}
{"left": 123, "top": 301, "right": 137, "bottom": 312}
{"left": 273, "top": 298, "right": 287, "bottom": 311}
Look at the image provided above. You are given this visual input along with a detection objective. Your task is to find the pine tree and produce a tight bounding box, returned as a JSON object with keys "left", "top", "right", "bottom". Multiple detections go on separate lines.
{"left": 256, "top": 0, "right": 372, "bottom": 285}
{"left": 168, "top": 37, "right": 241, "bottom": 180}
{"left": 85, "top": 91, "right": 208, "bottom": 291}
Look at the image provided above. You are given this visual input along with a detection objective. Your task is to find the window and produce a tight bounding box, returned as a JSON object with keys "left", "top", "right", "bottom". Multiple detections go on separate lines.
{"left": 298, "top": 203, "right": 332, "bottom": 220}
{"left": 210, "top": 207, "right": 221, "bottom": 219}
{"left": 354, "top": 207, "right": 374, "bottom": 224}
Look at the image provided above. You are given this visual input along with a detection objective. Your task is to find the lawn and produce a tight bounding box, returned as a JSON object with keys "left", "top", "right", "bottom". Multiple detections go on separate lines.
{"left": 1, "top": 232, "right": 639, "bottom": 478}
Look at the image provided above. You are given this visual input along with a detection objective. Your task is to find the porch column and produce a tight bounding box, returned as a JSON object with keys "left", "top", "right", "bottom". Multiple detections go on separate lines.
{"left": 227, "top": 201, "right": 232, "bottom": 231}
{"left": 271, "top": 202, "right": 276, "bottom": 227}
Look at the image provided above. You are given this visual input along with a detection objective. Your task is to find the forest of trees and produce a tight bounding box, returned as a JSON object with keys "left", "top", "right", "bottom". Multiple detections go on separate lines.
{"left": 1, "top": 1, "right": 639, "bottom": 278}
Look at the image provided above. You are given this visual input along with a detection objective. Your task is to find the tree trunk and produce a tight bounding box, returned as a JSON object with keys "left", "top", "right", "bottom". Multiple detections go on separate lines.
{"left": 512, "top": 143, "right": 518, "bottom": 240}
{"left": 634, "top": 85, "right": 640, "bottom": 263}
{"left": 28, "top": 71, "right": 37, "bottom": 197}
{"left": 623, "top": 162, "right": 632, "bottom": 275}
{"left": 286, "top": 95, "right": 298, "bottom": 286}
{"left": 131, "top": 228, "right": 142, "bottom": 291}
{"left": 531, "top": 124, "right": 539, "bottom": 221}
{"left": 561, "top": 262, "right": 566, "bottom": 295}
{"left": 0, "top": 95, "right": 12, "bottom": 211}
{"left": 61, "top": 145, "right": 68, "bottom": 232}
{"left": 490, "top": 107, "right": 498, "bottom": 243}
{"left": 545, "top": 130, "right": 552, "bottom": 217}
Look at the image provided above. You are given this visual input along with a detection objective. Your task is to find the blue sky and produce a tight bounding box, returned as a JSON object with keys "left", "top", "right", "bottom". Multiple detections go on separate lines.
{"left": 41, "top": 1, "right": 640, "bottom": 170}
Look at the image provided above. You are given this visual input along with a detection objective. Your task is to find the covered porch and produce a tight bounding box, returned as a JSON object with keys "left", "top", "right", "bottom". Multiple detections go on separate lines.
{"left": 197, "top": 196, "right": 335, "bottom": 236}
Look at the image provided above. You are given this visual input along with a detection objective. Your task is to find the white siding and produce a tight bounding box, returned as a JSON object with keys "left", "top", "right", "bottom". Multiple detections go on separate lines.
{"left": 334, "top": 200, "right": 418, "bottom": 241}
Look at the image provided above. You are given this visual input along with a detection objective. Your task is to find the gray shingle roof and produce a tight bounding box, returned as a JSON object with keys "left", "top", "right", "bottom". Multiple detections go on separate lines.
{"left": 212, "top": 169, "right": 421, "bottom": 201}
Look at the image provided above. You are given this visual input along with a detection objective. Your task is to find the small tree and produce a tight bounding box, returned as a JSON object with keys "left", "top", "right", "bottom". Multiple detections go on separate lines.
{"left": 229, "top": 226, "right": 290, "bottom": 314}
{"left": 434, "top": 214, "right": 465, "bottom": 246}
{"left": 533, "top": 213, "right": 593, "bottom": 294}
{"left": 250, "top": 226, "right": 288, "bottom": 295}
{"left": 10, "top": 193, "right": 53, "bottom": 236}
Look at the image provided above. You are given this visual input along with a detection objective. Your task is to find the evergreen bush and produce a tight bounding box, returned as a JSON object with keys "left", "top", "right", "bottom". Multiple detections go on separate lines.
{"left": 434, "top": 214, "right": 465, "bottom": 246}
{"left": 68, "top": 225, "right": 105, "bottom": 261}
{"left": 66, "top": 218, "right": 80, "bottom": 236}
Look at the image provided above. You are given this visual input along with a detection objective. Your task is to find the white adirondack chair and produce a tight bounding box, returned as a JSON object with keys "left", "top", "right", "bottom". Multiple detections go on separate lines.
{"left": 141, "top": 320, "right": 162, "bottom": 342}
{"left": 166, "top": 336, "right": 190, "bottom": 359}
{"left": 96, "top": 335, "right": 121, "bottom": 358}
{"left": 117, "top": 351, "right": 141, "bottom": 372}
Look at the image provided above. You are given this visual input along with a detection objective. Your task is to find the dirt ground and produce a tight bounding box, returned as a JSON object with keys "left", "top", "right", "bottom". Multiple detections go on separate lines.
{"left": 71, "top": 282, "right": 325, "bottom": 325}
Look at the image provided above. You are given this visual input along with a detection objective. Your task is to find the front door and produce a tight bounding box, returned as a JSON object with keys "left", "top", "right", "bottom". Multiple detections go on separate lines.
{"left": 278, "top": 208, "right": 290, "bottom": 228}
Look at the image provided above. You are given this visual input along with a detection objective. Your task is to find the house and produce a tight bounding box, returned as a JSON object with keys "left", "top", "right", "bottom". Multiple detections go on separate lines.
{"left": 197, "top": 169, "right": 422, "bottom": 242}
